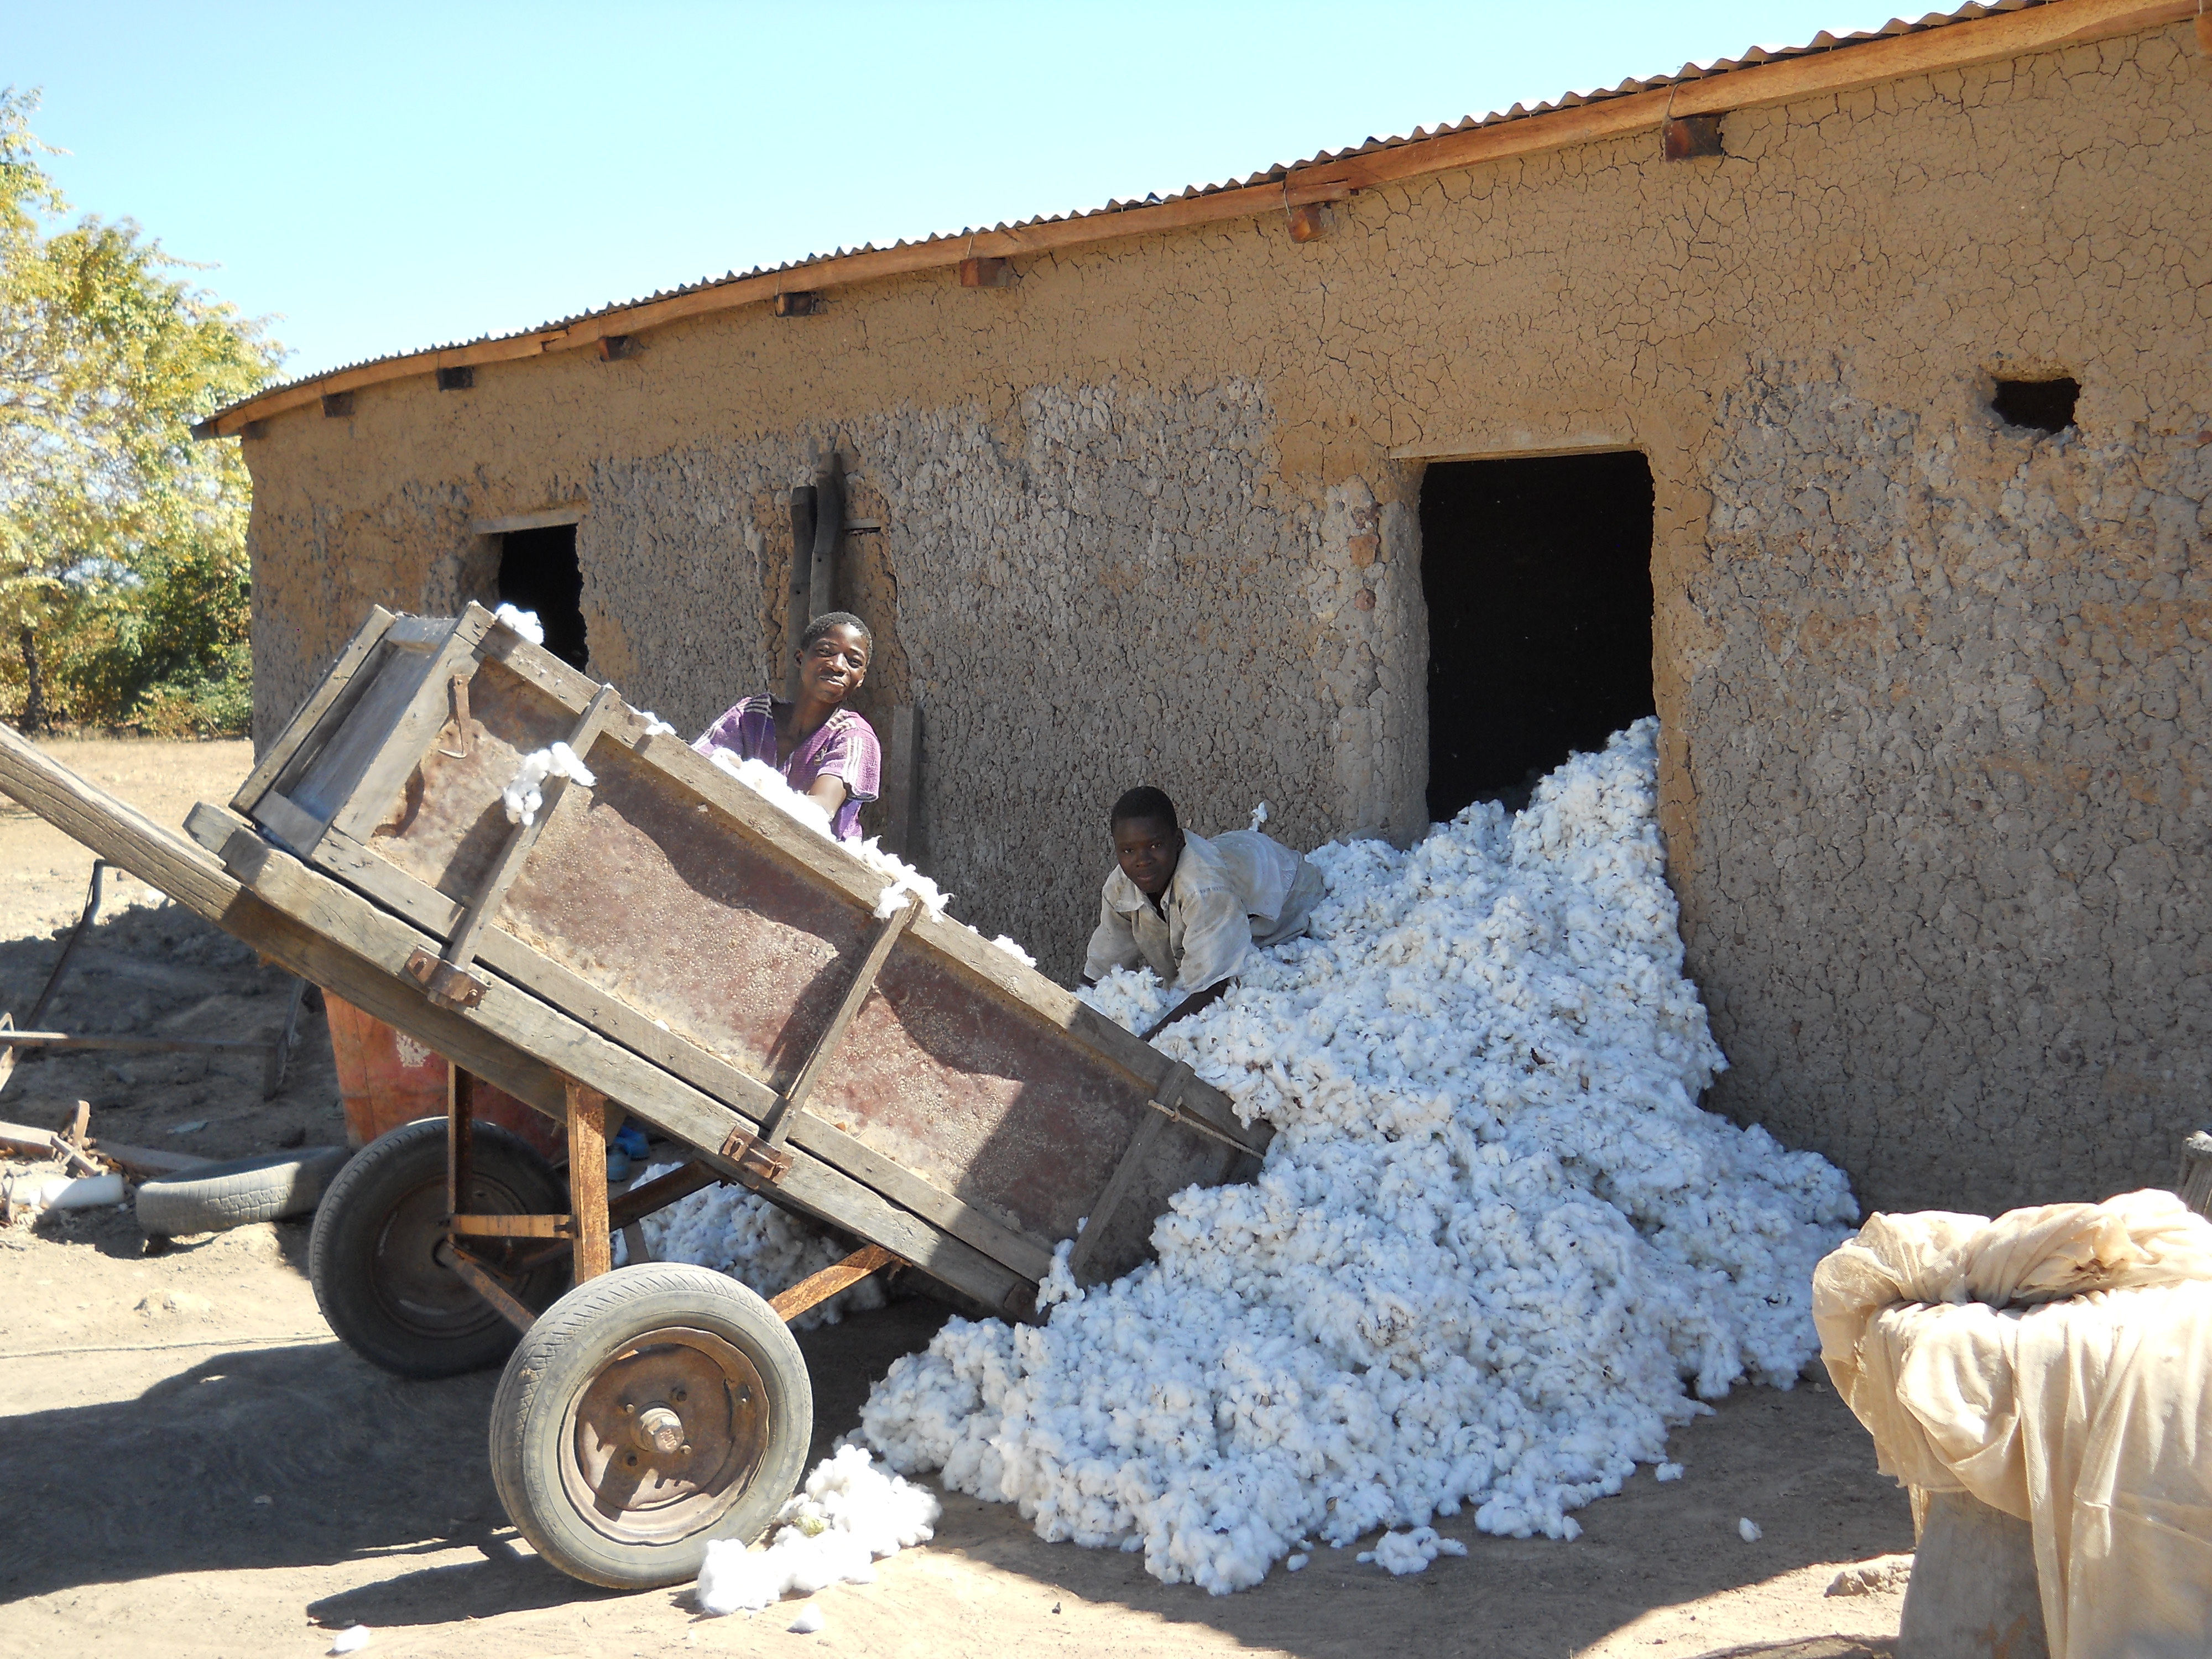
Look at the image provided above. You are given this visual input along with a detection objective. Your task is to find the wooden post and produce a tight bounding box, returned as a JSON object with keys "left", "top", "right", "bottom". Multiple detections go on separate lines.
{"left": 448, "top": 1065, "right": 476, "bottom": 1216}
{"left": 785, "top": 486, "right": 815, "bottom": 702}
{"left": 883, "top": 704, "right": 920, "bottom": 860}
{"left": 2178, "top": 1131, "right": 2212, "bottom": 1220}
{"left": 566, "top": 1078, "right": 611, "bottom": 1283}
{"left": 808, "top": 452, "right": 842, "bottom": 625}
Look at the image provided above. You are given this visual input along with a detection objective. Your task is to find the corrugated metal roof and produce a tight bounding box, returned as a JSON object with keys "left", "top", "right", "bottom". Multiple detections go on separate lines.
{"left": 223, "top": 1, "right": 2076, "bottom": 409}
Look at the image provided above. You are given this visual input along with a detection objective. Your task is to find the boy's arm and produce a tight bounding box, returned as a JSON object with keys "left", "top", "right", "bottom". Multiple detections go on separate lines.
{"left": 1081, "top": 893, "right": 1142, "bottom": 986}
{"left": 1139, "top": 977, "right": 1233, "bottom": 1040}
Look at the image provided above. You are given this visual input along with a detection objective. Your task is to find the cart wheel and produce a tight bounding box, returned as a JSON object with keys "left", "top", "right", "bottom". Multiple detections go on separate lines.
{"left": 488, "top": 1264, "right": 812, "bottom": 1589}
{"left": 309, "top": 1117, "right": 570, "bottom": 1378}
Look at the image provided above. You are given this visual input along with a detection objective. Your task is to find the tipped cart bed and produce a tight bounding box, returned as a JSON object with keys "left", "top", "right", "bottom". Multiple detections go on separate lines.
{"left": 0, "top": 603, "right": 1267, "bottom": 1589}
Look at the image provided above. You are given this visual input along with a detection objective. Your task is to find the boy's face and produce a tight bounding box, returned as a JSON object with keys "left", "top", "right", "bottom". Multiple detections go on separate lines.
{"left": 801, "top": 623, "right": 869, "bottom": 701}
{"left": 1113, "top": 815, "right": 1182, "bottom": 899}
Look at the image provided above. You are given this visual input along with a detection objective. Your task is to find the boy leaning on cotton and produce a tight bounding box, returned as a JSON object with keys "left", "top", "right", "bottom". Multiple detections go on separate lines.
{"left": 1079, "top": 786, "right": 1324, "bottom": 1040}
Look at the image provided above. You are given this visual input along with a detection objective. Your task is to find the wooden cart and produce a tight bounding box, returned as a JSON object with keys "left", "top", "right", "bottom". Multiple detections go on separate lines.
{"left": 0, "top": 603, "right": 1267, "bottom": 1589}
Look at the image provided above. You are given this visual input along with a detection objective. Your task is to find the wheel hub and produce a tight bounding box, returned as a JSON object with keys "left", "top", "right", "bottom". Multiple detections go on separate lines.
{"left": 560, "top": 1326, "right": 768, "bottom": 1545}
{"left": 633, "top": 1405, "right": 687, "bottom": 1455}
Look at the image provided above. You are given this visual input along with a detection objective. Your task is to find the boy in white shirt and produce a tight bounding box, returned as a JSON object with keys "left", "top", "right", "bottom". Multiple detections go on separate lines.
{"left": 1081, "top": 786, "right": 1323, "bottom": 1040}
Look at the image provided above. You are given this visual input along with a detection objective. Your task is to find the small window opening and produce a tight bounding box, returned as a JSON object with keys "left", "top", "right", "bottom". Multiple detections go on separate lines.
{"left": 1420, "top": 452, "right": 1656, "bottom": 820}
{"left": 1991, "top": 377, "right": 2078, "bottom": 434}
{"left": 497, "top": 525, "right": 588, "bottom": 670}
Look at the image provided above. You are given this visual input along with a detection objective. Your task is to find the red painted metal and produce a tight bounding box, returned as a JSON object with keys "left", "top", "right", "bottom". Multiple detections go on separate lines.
{"left": 325, "top": 992, "right": 562, "bottom": 1161}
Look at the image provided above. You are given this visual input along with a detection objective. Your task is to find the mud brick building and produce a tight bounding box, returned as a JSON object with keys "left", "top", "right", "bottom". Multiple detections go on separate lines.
{"left": 203, "top": 0, "right": 2211, "bottom": 1214}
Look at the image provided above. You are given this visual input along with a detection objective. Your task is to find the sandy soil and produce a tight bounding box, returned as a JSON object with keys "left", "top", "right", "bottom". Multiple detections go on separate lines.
{"left": 0, "top": 737, "right": 1917, "bottom": 1658}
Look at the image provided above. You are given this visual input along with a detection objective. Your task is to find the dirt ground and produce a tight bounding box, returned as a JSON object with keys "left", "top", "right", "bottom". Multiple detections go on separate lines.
{"left": 0, "top": 737, "right": 1917, "bottom": 1659}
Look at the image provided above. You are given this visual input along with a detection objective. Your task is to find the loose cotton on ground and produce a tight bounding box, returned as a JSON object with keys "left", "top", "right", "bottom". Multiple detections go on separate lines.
{"left": 696, "top": 1445, "right": 941, "bottom": 1615}
{"left": 860, "top": 722, "right": 1858, "bottom": 1594}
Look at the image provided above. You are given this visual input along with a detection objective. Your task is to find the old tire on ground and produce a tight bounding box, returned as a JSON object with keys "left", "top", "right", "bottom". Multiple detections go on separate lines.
{"left": 309, "top": 1117, "right": 570, "bottom": 1378}
{"left": 135, "top": 1145, "right": 353, "bottom": 1237}
{"left": 489, "top": 1263, "right": 811, "bottom": 1589}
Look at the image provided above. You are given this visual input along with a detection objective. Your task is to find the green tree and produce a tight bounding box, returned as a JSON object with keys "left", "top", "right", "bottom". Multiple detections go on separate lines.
{"left": 1, "top": 86, "right": 281, "bottom": 734}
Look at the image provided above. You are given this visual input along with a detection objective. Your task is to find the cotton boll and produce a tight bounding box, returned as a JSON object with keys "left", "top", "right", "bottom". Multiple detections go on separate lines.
{"left": 1655, "top": 1463, "right": 1684, "bottom": 1482}
{"left": 1286, "top": 1553, "right": 1308, "bottom": 1571}
{"left": 327, "top": 1627, "right": 371, "bottom": 1655}
{"left": 788, "top": 1604, "right": 825, "bottom": 1634}
{"left": 635, "top": 711, "right": 678, "bottom": 737}
{"left": 500, "top": 743, "right": 597, "bottom": 827}
{"left": 1739, "top": 1517, "right": 1763, "bottom": 1543}
{"left": 493, "top": 603, "right": 543, "bottom": 644}
{"left": 864, "top": 721, "right": 1855, "bottom": 1595}
{"left": 990, "top": 934, "right": 1037, "bottom": 968}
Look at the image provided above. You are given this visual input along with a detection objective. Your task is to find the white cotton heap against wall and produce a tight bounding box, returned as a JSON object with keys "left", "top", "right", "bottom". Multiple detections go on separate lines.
{"left": 694, "top": 1444, "right": 941, "bottom": 1615}
{"left": 634, "top": 1167, "right": 888, "bottom": 1329}
{"left": 858, "top": 721, "right": 1858, "bottom": 1595}
{"left": 500, "top": 743, "right": 595, "bottom": 827}
{"left": 493, "top": 603, "right": 544, "bottom": 645}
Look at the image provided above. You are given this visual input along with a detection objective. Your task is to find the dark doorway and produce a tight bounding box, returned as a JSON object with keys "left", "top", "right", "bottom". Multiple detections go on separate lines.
{"left": 1420, "top": 451, "right": 1655, "bottom": 820}
{"left": 497, "top": 525, "right": 588, "bottom": 671}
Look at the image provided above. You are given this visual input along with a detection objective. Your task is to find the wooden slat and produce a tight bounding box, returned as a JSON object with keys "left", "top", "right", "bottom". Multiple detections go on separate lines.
{"left": 469, "top": 502, "right": 587, "bottom": 536}
{"left": 232, "top": 608, "right": 398, "bottom": 812}
{"left": 447, "top": 1247, "right": 538, "bottom": 1333}
{"left": 448, "top": 1065, "right": 474, "bottom": 1217}
{"left": 326, "top": 608, "right": 495, "bottom": 844}
{"left": 449, "top": 1212, "right": 571, "bottom": 1238}
{"left": 882, "top": 704, "right": 919, "bottom": 860}
{"left": 246, "top": 791, "right": 325, "bottom": 859}
{"left": 761, "top": 898, "right": 919, "bottom": 1142}
{"left": 439, "top": 681, "right": 620, "bottom": 976}
{"left": 1067, "top": 1060, "right": 1193, "bottom": 1279}
{"left": 1064, "top": 1111, "right": 1167, "bottom": 1281}
{"left": 195, "top": 0, "right": 2192, "bottom": 440}
{"left": 565, "top": 1079, "right": 612, "bottom": 1282}
{"left": 769, "top": 1244, "right": 900, "bottom": 1321}
{"left": 608, "top": 1160, "right": 719, "bottom": 1229}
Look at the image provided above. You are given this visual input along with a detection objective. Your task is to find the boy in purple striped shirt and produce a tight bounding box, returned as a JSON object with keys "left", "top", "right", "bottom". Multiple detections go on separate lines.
{"left": 693, "top": 612, "right": 881, "bottom": 842}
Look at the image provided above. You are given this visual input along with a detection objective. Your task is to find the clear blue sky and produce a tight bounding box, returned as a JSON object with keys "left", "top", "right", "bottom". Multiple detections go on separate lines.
{"left": 15, "top": 2, "right": 1908, "bottom": 382}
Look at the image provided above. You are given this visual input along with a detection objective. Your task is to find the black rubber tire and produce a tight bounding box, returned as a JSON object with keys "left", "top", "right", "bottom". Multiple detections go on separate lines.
{"left": 135, "top": 1145, "right": 353, "bottom": 1237}
{"left": 489, "top": 1264, "right": 811, "bottom": 1589}
{"left": 309, "top": 1117, "right": 570, "bottom": 1379}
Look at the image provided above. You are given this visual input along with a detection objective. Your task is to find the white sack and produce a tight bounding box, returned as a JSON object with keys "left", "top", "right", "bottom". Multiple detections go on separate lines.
{"left": 1813, "top": 1190, "right": 2212, "bottom": 1658}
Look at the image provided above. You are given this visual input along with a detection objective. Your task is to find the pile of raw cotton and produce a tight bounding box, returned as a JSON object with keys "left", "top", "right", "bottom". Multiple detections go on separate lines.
{"left": 855, "top": 721, "right": 1858, "bottom": 1593}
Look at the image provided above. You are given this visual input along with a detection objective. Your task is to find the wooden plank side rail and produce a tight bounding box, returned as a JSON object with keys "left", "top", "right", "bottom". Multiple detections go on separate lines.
{"left": 195, "top": 0, "right": 2195, "bottom": 439}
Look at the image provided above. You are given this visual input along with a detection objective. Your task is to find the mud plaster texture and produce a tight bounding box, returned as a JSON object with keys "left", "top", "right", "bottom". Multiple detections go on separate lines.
{"left": 238, "top": 23, "right": 2211, "bottom": 1214}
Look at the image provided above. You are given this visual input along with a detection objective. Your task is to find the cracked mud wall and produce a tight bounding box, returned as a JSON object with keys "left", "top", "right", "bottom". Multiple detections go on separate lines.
{"left": 239, "top": 22, "right": 2209, "bottom": 1209}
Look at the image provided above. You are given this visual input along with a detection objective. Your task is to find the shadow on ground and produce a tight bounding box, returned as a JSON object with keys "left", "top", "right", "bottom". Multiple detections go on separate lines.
{"left": 0, "top": 1291, "right": 1911, "bottom": 1658}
